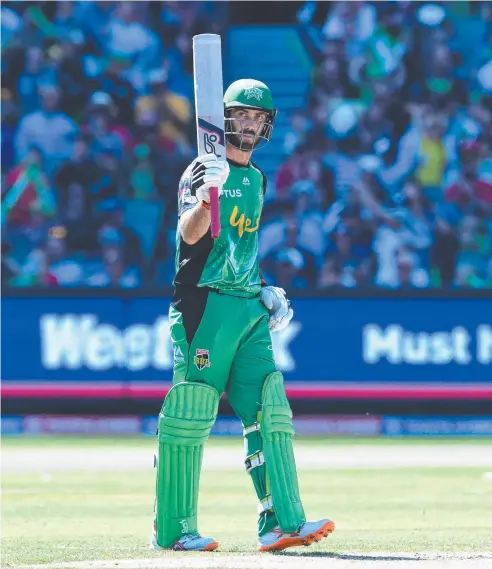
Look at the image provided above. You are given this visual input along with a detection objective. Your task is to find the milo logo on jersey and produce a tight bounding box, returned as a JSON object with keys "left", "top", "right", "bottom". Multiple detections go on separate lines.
{"left": 194, "top": 349, "right": 211, "bottom": 370}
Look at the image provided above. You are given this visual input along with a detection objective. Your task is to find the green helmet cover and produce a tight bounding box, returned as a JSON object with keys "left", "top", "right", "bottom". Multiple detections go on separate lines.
{"left": 224, "top": 79, "right": 275, "bottom": 113}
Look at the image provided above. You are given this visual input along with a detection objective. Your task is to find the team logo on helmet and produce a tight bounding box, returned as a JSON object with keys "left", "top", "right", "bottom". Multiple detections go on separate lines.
{"left": 244, "top": 86, "right": 263, "bottom": 101}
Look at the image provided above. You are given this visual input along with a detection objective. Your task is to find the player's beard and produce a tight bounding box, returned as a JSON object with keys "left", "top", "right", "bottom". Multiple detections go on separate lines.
{"left": 228, "top": 127, "right": 260, "bottom": 151}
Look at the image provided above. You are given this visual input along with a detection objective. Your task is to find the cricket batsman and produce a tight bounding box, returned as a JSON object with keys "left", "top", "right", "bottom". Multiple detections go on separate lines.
{"left": 152, "top": 79, "right": 335, "bottom": 552}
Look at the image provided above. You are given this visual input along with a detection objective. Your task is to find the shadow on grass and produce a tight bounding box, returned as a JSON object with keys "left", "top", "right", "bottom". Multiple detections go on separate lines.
{"left": 273, "top": 552, "right": 420, "bottom": 561}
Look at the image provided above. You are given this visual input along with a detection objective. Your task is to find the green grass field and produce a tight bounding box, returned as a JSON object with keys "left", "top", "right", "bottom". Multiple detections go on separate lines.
{"left": 2, "top": 436, "right": 492, "bottom": 569}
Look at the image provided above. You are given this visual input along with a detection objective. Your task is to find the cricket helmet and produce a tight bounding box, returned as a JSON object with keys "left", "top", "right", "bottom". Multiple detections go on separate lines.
{"left": 223, "top": 79, "right": 277, "bottom": 151}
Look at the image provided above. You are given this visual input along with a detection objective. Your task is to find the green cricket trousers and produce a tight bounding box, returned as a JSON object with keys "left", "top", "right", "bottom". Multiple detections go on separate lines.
{"left": 168, "top": 285, "right": 280, "bottom": 535}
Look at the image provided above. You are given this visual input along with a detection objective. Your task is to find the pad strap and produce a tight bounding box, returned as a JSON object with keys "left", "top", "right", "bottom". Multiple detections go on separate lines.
{"left": 258, "top": 494, "right": 273, "bottom": 514}
{"left": 243, "top": 422, "right": 260, "bottom": 436}
{"left": 245, "top": 450, "right": 265, "bottom": 473}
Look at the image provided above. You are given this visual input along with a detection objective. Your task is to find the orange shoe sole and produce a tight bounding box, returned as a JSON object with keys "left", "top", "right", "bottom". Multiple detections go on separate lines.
{"left": 203, "top": 541, "right": 219, "bottom": 552}
{"left": 258, "top": 520, "right": 335, "bottom": 552}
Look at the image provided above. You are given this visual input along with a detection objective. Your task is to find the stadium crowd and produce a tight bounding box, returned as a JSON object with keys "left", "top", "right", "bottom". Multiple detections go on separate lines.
{"left": 2, "top": 1, "right": 492, "bottom": 290}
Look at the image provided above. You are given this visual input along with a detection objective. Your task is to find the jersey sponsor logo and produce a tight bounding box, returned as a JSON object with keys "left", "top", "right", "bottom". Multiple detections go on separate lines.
{"left": 242, "top": 177, "right": 250, "bottom": 186}
{"left": 220, "top": 188, "right": 242, "bottom": 198}
{"left": 244, "top": 86, "right": 263, "bottom": 101}
{"left": 230, "top": 205, "right": 260, "bottom": 238}
{"left": 194, "top": 348, "right": 211, "bottom": 370}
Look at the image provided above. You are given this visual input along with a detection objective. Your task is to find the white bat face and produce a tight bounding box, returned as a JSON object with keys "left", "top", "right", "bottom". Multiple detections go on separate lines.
{"left": 193, "top": 34, "right": 225, "bottom": 159}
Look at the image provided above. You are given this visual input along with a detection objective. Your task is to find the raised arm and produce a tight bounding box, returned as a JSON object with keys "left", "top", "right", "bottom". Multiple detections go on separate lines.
{"left": 177, "top": 154, "right": 229, "bottom": 245}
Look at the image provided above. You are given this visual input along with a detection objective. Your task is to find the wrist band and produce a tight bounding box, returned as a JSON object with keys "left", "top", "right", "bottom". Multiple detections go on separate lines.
{"left": 200, "top": 200, "right": 210, "bottom": 210}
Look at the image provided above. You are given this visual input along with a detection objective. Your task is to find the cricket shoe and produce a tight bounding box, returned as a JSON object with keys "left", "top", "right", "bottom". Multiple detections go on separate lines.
{"left": 258, "top": 518, "right": 335, "bottom": 552}
{"left": 152, "top": 532, "right": 219, "bottom": 551}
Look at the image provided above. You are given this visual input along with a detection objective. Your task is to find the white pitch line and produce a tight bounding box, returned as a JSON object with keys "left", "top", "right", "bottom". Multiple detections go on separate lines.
{"left": 14, "top": 553, "right": 492, "bottom": 569}
{"left": 3, "top": 445, "right": 492, "bottom": 474}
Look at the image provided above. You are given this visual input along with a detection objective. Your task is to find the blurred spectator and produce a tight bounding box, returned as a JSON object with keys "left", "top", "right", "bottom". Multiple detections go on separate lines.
{"left": 358, "top": 100, "right": 391, "bottom": 154}
{"left": 127, "top": 144, "right": 158, "bottom": 200}
{"left": 312, "top": 54, "right": 358, "bottom": 100}
{"left": 99, "top": 59, "right": 136, "bottom": 127}
{"left": 19, "top": 228, "right": 85, "bottom": 287}
{"left": 86, "top": 243, "right": 141, "bottom": 288}
{"left": 84, "top": 92, "right": 125, "bottom": 160}
{"left": 444, "top": 138, "right": 492, "bottom": 211}
{"left": 421, "top": 43, "right": 466, "bottom": 109}
{"left": 260, "top": 197, "right": 323, "bottom": 264}
{"left": 323, "top": 201, "right": 375, "bottom": 288}
{"left": 260, "top": 199, "right": 318, "bottom": 290}
{"left": 318, "top": 255, "right": 342, "bottom": 290}
{"left": 364, "top": 3, "right": 408, "bottom": 85}
{"left": 3, "top": 147, "right": 56, "bottom": 227}
{"left": 135, "top": 68, "right": 193, "bottom": 155}
{"left": 322, "top": 1, "right": 376, "bottom": 60}
{"left": 165, "top": 33, "right": 195, "bottom": 100}
{"left": 283, "top": 110, "right": 310, "bottom": 155}
{"left": 416, "top": 113, "right": 448, "bottom": 199}
{"left": 76, "top": 1, "right": 113, "bottom": 52}
{"left": 1, "top": 241, "right": 22, "bottom": 286}
{"left": 55, "top": 32, "right": 90, "bottom": 120}
{"left": 54, "top": 136, "right": 103, "bottom": 253}
{"left": 15, "top": 85, "right": 78, "bottom": 174}
{"left": 17, "top": 46, "right": 48, "bottom": 114}
{"left": 394, "top": 249, "right": 426, "bottom": 290}
{"left": 107, "top": 3, "right": 159, "bottom": 64}
{"left": 322, "top": 107, "right": 365, "bottom": 199}
{"left": 1, "top": 88, "right": 19, "bottom": 174}
{"left": 431, "top": 207, "right": 460, "bottom": 288}
{"left": 372, "top": 207, "right": 431, "bottom": 289}
{"left": 96, "top": 201, "right": 143, "bottom": 268}
{"left": 53, "top": 1, "right": 81, "bottom": 37}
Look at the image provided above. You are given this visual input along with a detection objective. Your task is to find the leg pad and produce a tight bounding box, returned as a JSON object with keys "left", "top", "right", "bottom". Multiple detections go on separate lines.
{"left": 260, "top": 371, "right": 305, "bottom": 532}
{"left": 154, "top": 382, "right": 219, "bottom": 547}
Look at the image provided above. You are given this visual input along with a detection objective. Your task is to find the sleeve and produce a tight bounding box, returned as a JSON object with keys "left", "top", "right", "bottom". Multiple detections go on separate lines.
{"left": 177, "top": 164, "right": 198, "bottom": 217}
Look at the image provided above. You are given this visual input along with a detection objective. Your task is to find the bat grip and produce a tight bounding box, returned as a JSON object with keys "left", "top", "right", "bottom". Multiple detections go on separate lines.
{"left": 209, "top": 186, "right": 221, "bottom": 239}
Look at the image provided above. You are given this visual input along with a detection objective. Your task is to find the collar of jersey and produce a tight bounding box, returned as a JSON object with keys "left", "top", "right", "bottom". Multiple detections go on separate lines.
{"left": 227, "top": 158, "right": 250, "bottom": 169}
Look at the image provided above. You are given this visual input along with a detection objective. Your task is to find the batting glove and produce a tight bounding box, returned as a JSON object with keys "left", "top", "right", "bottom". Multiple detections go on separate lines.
{"left": 260, "top": 286, "right": 294, "bottom": 332}
{"left": 191, "top": 154, "right": 230, "bottom": 204}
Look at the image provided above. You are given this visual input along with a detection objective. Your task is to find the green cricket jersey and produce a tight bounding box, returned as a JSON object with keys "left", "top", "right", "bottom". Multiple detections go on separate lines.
{"left": 174, "top": 159, "right": 267, "bottom": 294}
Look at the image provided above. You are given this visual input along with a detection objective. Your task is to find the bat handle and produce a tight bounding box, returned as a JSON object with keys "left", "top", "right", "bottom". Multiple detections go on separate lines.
{"left": 209, "top": 186, "right": 221, "bottom": 239}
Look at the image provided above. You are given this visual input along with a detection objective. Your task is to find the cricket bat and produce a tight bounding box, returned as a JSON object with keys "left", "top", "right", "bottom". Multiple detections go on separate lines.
{"left": 193, "top": 33, "right": 225, "bottom": 239}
